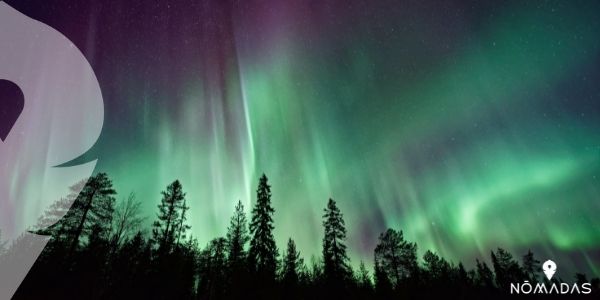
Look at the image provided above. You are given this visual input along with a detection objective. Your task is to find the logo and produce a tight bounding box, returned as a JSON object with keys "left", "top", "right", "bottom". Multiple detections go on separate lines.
{"left": 0, "top": 2, "right": 104, "bottom": 299}
{"left": 510, "top": 259, "right": 593, "bottom": 295}
{"left": 543, "top": 260, "right": 557, "bottom": 280}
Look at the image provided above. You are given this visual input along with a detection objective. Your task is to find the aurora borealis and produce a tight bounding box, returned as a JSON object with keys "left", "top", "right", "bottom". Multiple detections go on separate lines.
{"left": 6, "top": 0, "right": 600, "bottom": 277}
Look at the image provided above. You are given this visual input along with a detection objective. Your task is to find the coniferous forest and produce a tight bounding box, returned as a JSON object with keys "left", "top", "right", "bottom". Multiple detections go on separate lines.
{"left": 1, "top": 173, "right": 598, "bottom": 299}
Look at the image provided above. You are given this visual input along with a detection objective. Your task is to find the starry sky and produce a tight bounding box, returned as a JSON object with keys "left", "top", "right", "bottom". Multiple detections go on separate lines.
{"left": 6, "top": 0, "right": 600, "bottom": 277}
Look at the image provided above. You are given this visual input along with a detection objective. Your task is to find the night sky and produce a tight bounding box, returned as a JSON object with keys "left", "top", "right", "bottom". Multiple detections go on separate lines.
{"left": 5, "top": 0, "right": 600, "bottom": 276}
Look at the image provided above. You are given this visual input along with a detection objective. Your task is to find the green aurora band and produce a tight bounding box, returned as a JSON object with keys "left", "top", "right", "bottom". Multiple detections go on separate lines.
{"left": 12, "top": 0, "right": 598, "bottom": 276}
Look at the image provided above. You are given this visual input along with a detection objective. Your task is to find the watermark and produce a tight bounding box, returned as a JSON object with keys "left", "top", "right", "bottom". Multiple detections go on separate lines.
{"left": 510, "top": 260, "right": 593, "bottom": 295}
{"left": 543, "top": 259, "right": 557, "bottom": 280}
{"left": 0, "top": 2, "right": 103, "bottom": 299}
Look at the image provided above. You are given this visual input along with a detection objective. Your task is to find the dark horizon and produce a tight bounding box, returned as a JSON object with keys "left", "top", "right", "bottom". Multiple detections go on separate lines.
{"left": 3, "top": 172, "right": 599, "bottom": 299}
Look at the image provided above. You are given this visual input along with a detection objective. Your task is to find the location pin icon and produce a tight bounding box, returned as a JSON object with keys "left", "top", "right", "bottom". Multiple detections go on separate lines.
{"left": 0, "top": 79, "right": 24, "bottom": 141}
{"left": 543, "top": 260, "right": 557, "bottom": 280}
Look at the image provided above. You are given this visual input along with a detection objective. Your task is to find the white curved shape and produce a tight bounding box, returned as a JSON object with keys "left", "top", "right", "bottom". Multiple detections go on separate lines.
{"left": 0, "top": 2, "right": 104, "bottom": 299}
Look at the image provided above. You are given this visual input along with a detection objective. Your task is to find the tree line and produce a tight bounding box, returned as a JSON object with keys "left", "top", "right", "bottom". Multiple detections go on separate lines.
{"left": 1, "top": 172, "right": 598, "bottom": 299}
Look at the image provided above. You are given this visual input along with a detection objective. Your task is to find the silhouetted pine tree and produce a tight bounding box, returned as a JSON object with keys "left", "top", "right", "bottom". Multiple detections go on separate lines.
{"left": 173, "top": 238, "right": 200, "bottom": 299}
{"left": 322, "top": 198, "right": 351, "bottom": 291}
{"left": 374, "top": 228, "right": 418, "bottom": 292}
{"left": 149, "top": 180, "right": 194, "bottom": 299}
{"left": 27, "top": 175, "right": 116, "bottom": 298}
{"left": 23, "top": 174, "right": 116, "bottom": 298}
{"left": 452, "top": 262, "right": 473, "bottom": 298}
{"left": 175, "top": 198, "right": 191, "bottom": 244}
{"left": 227, "top": 201, "right": 249, "bottom": 263}
{"left": 9, "top": 173, "right": 600, "bottom": 300}
{"left": 356, "top": 260, "right": 373, "bottom": 298}
{"left": 248, "top": 174, "right": 278, "bottom": 293}
{"left": 374, "top": 261, "right": 393, "bottom": 299}
{"left": 307, "top": 255, "right": 324, "bottom": 289}
{"left": 76, "top": 223, "right": 112, "bottom": 297}
{"left": 33, "top": 181, "right": 85, "bottom": 243}
{"left": 197, "top": 238, "right": 228, "bottom": 300}
{"left": 356, "top": 261, "right": 372, "bottom": 288}
{"left": 422, "top": 250, "right": 452, "bottom": 284}
{"left": 490, "top": 248, "right": 524, "bottom": 289}
{"left": 152, "top": 180, "right": 187, "bottom": 254}
{"left": 105, "top": 231, "right": 153, "bottom": 299}
{"left": 66, "top": 173, "right": 116, "bottom": 258}
{"left": 522, "top": 249, "right": 541, "bottom": 282}
{"left": 225, "top": 200, "right": 249, "bottom": 299}
{"left": 281, "top": 238, "right": 301, "bottom": 296}
{"left": 27, "top": 191, "right": 84, "bottom": 296}
{"left": 475, "top": 259, "right": 495, "bottom": 289}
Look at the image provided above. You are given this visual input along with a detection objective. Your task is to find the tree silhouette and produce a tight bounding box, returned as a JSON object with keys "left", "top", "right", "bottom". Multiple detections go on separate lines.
{"left": 8, "top": 172, "right": 600, "bottom": 300}
{"left": 356, "top": 261, "right": 373, "bottom": 299}
{"left": 374, "top": 228, "right": 418, "bottom": 291}
{"left": 356, "top": 261, "right": 372, "bottom": 289}
{"left": 248, "top": 174, "right": 278, "bottom": 292}
{"left": 105, "top": 231, "right": 152, "bottom": 299}
{"left": 475, "top": 259, "right": 495, "bottom": 289}
{"left": 197, "top": 238, "right": 228, "bottom": 300}
{"left": 281, "top": 238, "right": 302, "bottom": 295}
{"left": 110, "top": 192, "right": 145, "bottom": 254}
{"left": 307, "top": 255, "right": 324, "bottom": 289}
{"left": 152, "top": 180, "right": 187, "bottom": 254}
{"left": 33, "top": 181, "right": 85, "bottom": 241}
{"left": 374, "top": 260, "right": 393, "bottom": 298}
{"left": 225, "top": 200, "right": 249, "bottom": 299}
{"left": 175, "top": 238, "right": 200, "bottom": 299}
{"left": 522, "top": 249, "right": 541, "bottom": 282}
{"left": 422, "top": 250, "right": 452, "bottom": 285}
{"left": 455, "top": 262, "right": 473, "bottom": 296}
{"left": 490, "top": 248, "right": 524, "bottom": 289}
{"left": 175, "top": 197, "right": 191, "bottom": 245}
{"left": 226, "top": 200, "right": 249, "bottom": 269}
{"left": 322, "top": 198, "right": 351, "bottom": 289}
{"left": 66, "top": 173, "right": 116, "bottom": 258}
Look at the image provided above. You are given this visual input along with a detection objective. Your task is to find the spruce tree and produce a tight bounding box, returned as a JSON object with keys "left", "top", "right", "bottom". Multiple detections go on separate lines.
{"left": 522, "top": 249, "right": 540, "bottom": 282}
{"left": 226, "top": 200, "right": 250, "bottom": 298}
{"left": 356, "top": 261, "right": 373, "bottom": 291}
{"left": 34, "top": 193, "right": 82, "bottom": 248}
{"left": 490, "top": 248, "right": 523, "bottom": 289}
{"left": 475, "top": 259, "right": 495, "bottom": 288}
{"left": 227, "top": 200, "right": 249, "bottom": 269}
{"left": 248, "top": 174, "right": 278, "bottom": 282}
{"left": 67, "top": 173, "right": 116, "bottom": 256}
{"left": 322, "top": 198, "right": 350, "bottom": 285}
{"left": 175, "top": 197, "right": 191, "bottom": 244}
{"left": 152, "top": 180, "right": 187, "bottom": 254}
{"left": 282, "top": 238, "right": 301, "bottom": 289}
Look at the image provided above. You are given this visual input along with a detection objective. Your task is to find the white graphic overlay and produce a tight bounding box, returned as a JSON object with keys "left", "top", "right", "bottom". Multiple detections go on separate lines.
{"left": 0, "top": 2, "right": 104, "bottom": 299}
{"left": 543, "top": 260, "right": 557, "bottom": 280}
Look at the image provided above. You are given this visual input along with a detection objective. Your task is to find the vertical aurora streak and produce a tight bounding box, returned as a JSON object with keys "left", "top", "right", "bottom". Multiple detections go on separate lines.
{"left": 6, "top": 0, "right": 600, "bottom": 276}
